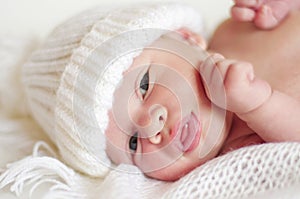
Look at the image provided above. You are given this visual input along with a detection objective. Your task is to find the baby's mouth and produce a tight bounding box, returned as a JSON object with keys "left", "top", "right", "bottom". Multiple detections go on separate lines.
{"left": 172, "top": 112, "right": 202, "bottom": 153}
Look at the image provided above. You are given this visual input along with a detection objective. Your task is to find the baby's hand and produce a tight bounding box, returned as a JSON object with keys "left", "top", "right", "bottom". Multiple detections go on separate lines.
{"left": 199, "top": 54, "right": 272, "bottom": 114}
{"left": 231, "top": 0, "right": 294, "bottom": 29}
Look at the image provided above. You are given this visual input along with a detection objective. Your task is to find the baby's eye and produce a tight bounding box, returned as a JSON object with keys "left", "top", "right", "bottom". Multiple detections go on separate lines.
{"left": 129, "top": 132, "right": 138, "bottom": 152}
{"left": 139, "top": 71, "right": 149, "bottom": 98}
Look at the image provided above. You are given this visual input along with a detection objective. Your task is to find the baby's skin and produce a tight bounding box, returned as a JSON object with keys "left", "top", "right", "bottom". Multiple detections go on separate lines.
{"left": 231, "top": 0, "right": 300, "bottom": 29}
{"left": 209, "top": 9, "right": 300, "bottom": 151}
{"left": 105, "top": 2, "right": 300, "bottom": 181}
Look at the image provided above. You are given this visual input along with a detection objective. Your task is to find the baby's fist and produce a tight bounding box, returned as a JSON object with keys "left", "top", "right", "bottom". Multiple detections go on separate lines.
{"left": 199, "top": 54, "right": 272, "bottom": 114}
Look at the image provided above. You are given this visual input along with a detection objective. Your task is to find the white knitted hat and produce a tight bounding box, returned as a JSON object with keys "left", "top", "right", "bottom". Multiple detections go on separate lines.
{"left": 22, "top": 2, "right": 204, "bottom": 177}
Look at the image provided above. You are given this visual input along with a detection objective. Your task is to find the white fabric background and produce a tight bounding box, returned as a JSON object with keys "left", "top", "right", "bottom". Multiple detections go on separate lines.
{"left": 0, "top": 0, "right": 232, "bottom": 39}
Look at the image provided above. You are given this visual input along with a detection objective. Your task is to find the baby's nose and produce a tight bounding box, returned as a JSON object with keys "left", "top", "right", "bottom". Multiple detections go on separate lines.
{"left": 148, "top": 132, "right": 162, "bottom": 144}
{"left": 139, "top": 104, "right": 167, "bottom": 140}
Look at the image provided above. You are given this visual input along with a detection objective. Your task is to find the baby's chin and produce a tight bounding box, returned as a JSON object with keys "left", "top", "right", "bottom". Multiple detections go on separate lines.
{"left": 143, "top": 143, "right": 226, "bottom": 181}
{"left": 145, "top": 167, "right": 192, "bottom": 181}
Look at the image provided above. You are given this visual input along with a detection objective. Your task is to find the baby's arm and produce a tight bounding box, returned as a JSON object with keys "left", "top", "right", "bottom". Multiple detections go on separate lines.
{"left": 200, "top": 54, "right": 300, "bottom": 142}
{"left": 239, "top": 90, "right": 300, "bottom": 142}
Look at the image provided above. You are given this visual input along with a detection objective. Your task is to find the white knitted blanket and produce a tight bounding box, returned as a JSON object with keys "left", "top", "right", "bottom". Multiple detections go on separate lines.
{"left": 1, "top": 33, "right": 300, "bottom": 199}
{"left": 1, "top": 115, "right": 300, "bottom": 199}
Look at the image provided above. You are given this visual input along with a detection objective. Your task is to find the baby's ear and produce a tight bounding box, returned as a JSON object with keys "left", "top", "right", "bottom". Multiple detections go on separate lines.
{"left": 177, "top": 28, "right": 207, "bottom": 50}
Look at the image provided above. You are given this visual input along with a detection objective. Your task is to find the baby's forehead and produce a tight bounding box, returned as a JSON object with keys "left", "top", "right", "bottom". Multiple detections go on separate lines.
{"left": 125, "top": 31, "right": 207, "bottom": 74}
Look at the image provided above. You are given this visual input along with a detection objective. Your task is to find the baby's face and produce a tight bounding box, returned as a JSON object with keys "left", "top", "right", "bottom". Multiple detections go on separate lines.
{"left": 105, "top": 31, "right": 233, "bottom": 181}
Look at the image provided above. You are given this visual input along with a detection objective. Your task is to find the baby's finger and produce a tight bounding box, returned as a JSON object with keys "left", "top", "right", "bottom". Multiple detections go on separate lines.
{"left": 199, "top": 54, "right": 228, "bottom": 108}
{"left": 212, "top": 59, "right": 237, "bottom": 84}
{"left": 200, "top": 54, "right": 238, "bottom": 87}
{"left": 231, "top": 6, "right": 256, "bottom": 22}
{"left": 233, "top": 0, "right": 262, "bottom": 8}
{"left": 199, "top": 53, "right": 224, "bottom": 82}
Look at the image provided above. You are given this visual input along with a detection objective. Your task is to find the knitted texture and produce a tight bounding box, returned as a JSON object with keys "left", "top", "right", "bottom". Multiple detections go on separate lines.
{"left": 22, "top": 3, "right": 204, "bottom": 177}
{"left": 1, "top": 140, "right": 300, "bottom": 198}
{"left": 99, "top": 142, "right": 300, "bottom": 199}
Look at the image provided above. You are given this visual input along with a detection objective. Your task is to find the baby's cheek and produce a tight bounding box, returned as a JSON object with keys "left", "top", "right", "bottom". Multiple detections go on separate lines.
{"left": 105, "top": 111, "right": 133, "bottom": 165}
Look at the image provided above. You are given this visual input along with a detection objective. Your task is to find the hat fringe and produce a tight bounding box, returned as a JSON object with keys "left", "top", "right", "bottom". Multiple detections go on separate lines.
{"left": 0, "top": 141, "right": 87, "bottom": 198}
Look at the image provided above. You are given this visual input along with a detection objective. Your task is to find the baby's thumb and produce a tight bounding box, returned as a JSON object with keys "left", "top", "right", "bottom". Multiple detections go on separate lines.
{"left": 0, "top": 34, "right": 38, "bottom": 117}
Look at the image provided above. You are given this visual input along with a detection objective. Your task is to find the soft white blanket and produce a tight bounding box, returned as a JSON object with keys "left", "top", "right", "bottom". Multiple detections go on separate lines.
{"left": 1, "top": 113, "right": 300, "bottom": 198}
{"left": 1, "top": 27, "right": 300, "bottom": 199}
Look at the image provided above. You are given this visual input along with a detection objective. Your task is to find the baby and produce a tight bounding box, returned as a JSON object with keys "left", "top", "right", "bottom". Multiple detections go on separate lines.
{"left": 20, "top": 1, "right": 300, "bottom": 183}
{"left": 105, "top": 0, "right": 300, "bottom": 181}
{"left": 231, "top": 0, "right": 300, "bottom": 29}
